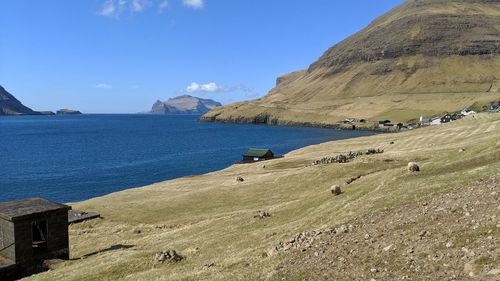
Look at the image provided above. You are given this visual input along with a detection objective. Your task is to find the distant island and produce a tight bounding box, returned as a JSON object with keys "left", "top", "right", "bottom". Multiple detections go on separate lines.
{"left": 149, "top": 95, "right": 222, "bottom": 115}
{"left": 57, "top": 109, "right": 82, "bottom": 115}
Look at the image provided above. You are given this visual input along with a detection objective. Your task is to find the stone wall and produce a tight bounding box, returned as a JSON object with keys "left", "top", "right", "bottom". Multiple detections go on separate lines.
{"left": 0, "top": 219, "right": 15, "bottom": 261}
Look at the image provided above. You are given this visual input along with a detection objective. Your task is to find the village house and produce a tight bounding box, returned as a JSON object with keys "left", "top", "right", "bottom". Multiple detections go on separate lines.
{"left": 242, "top": 148, "right": 274, "bottom": 162}
{"left": 461, "top": 109, "right": 477, "bottom": 116}
{"left": 419, "top": 116, "right": 430, "bottom": 126}
{"left": 0, "top": 198, "right": 71, "bottom": 280}
{"left": 490, "top": 102, "right": 500, "bottom": 112}
{"left": 378, "top": 120, "right": 393, "bottom": 128}
{"left": 431, "top": 113, "right": 455, "bottom": 125}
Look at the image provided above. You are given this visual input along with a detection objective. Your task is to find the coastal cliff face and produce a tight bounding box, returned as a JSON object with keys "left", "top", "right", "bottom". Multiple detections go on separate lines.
{"left": 150, "top": 95, "right": 222, "bottom": 115}
{"left": 0, "top": 85, "right": 40, "bottom": 116}
{"left": 202, "top": 0, "right": 500, "bottom": 125}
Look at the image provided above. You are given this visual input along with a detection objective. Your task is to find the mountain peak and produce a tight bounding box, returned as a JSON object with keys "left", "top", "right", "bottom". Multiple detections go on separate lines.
{"left": 202, "top": 0, "right": 500, "bottom": 126}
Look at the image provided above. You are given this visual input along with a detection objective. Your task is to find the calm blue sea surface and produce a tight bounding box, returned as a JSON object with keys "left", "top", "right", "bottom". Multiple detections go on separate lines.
{"left": 0, "top": 115, "right": 375, "bottom": 202}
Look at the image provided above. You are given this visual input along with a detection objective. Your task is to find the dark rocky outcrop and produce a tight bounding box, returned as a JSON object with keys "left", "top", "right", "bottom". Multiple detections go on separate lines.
{"left": 149, "top": 95, "right": 221, "bottom": 115}
{"left": 0, "top": 85, "right": 40, "bottom": 116}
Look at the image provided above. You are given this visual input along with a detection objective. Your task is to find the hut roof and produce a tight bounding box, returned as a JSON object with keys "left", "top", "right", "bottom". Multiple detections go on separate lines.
{"left": 243, "top": 148, "right": 273, "bottom": 157}
{"left": 0, "top": 198, "right": 71, "bottom": 222}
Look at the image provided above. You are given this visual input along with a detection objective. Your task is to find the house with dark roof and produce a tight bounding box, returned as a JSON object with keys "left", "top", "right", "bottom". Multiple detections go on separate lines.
{"left": 0, "top": 198, "right": 71, "bottom": 280}
{"left": 242, "top": 148, "right": 274, "bottom": 162}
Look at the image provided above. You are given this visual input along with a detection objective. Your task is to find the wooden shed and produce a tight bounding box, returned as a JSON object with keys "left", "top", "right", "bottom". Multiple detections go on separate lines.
{"left": 0, "top": 198, "right": 71, "bottom": 279}
{"left": 242, "top": 148, "right": 274, "bottom": 162}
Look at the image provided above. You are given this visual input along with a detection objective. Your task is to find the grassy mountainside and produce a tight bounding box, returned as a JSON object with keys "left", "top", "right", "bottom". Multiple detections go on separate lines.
{"left": 25, "top": 113, "right": 500, "bottom": 280}
{"left": 202, "top": 0, "right": 500, "bottom": 126}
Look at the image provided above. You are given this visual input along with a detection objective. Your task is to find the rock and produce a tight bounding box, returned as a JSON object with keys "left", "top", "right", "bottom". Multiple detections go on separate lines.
{"left": 204, "top": 262, "right": 216, "bottom": 268}
{"left": 254, "top": 211, "right": 272, "bottom": 219}
{"left": 42, "top": 259, "right": 64, "bottom": 270}
{"left": 383, "top": 244, "right": 394, "bottom": 252}
{"left": 331, "top": 185, "right": 342, "bottom": 195}
{"left": 236, "top": 176, "right": 244, "bottom": 182}
{"left": 459, "top": 148, "right": 466, "bottom": 152}
{"left": 407, "top": 162, "right": 420, "bottom": 172}
{"left": 487, "top": 268, "right": 500, "bottom": 275}
{"left": 156, "top": 250, "right": 184, "bottom": 263}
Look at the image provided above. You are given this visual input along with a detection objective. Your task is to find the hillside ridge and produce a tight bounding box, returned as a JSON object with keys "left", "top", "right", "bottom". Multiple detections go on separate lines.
{"left": 202, "top": 0, "right": 500, "bottom": 126}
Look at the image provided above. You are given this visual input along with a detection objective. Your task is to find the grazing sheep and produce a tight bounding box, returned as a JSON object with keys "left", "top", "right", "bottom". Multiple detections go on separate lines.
{"left": 331, "top": 185, "right": 342, "bottom": 195}
{"left": 407, "top": 162, "right": 420, "bottom": 172}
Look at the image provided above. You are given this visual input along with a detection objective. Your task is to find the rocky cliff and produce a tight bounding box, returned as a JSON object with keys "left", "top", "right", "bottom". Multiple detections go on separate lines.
{"left": 150, "top": 95, "right": 222, "bottom": 115}
{"left": 0, "top": 85, "right": 40, "bottom": 116}
{"left": 202, "top": 0, "right": 500, "bottom": 126}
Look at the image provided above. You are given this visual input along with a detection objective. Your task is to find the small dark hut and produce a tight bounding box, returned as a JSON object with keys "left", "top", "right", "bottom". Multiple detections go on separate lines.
{"left": 242, "top": 148, "right": 274, "bottom": 162}
{"left": 440, "top": 113, "right": 454, "bottom": 123}
{"left": 0, "top": 198, "right": 71, "bottom": 279}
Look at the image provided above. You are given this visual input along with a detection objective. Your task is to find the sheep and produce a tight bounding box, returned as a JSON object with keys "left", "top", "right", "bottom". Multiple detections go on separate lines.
{"left": 331, "top": 185, "right": 342, "bottom": 195}
{"left": 407, "top": 162, "right": 420, "bottom": 172}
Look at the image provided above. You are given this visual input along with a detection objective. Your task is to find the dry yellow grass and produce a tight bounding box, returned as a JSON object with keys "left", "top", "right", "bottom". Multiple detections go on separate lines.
{"left": 204, "top": 56, "right": 500, "bottom": 125}
{"left": 22, "top": 112, "right": 500, "bottom": 281}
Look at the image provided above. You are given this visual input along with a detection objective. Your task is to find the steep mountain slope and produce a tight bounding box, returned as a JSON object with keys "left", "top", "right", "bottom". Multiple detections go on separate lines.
{"left": 150, "top": 95, "right": 222, "bottom": 115}
{"left": 202, "top": 0, "right": 500, "bottom": 125}
{"left": 0, "top": 85, "right": 40, "bottom": 116}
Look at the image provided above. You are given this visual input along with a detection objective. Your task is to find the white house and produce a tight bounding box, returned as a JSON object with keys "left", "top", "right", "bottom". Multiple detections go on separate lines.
{"left": 430, "top": 118, "right": 441, "bottom": 125}
{"left": 461, "top": 109, "right": 476, "bottom": 116}
{"left": 419, "top": 116, "right": 430, "bottom": 125}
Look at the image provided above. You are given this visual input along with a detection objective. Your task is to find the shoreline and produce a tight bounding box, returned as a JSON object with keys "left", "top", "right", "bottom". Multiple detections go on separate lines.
{"left": 199, "top": 116, "right": 402, "bottom": 133}
{"left": 68, "top": 124, "right": 380, "bottom": 205}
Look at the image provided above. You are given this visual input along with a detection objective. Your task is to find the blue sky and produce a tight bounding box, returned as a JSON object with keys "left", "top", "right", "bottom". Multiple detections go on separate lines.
{"left": 0, "top": 0, "right": 403, "bottom": 113}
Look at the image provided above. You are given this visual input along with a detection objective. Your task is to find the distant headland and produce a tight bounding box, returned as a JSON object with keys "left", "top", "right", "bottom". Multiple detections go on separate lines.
{"left": 147, "top": 95, "right": 221, "bottom": 115}
{"left": 0, "top": 85, "right": 81, "bottom": 116}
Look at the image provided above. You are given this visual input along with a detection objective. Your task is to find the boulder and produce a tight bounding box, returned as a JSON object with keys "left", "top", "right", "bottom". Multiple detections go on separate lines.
{"left": 156, "top": 250, "right": 184, "bottom": 263}
{"left": 254, "top": 211, "right": 272, "bottom": 219}
{"left": 236, "top": 176, "right": 244, "bottom": 182}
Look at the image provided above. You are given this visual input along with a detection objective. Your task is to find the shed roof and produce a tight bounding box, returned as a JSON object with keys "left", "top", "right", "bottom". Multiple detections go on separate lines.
{"left": 243, "top": 148, "right": 273, "bottom": 157}
{"left": 0, "top": 198, "right": 71, "bottom": 222}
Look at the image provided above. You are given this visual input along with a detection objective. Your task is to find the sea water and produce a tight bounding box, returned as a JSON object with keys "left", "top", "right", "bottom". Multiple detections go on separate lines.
{"left": 0, "top": 114, "right": 375, "bottom": 202}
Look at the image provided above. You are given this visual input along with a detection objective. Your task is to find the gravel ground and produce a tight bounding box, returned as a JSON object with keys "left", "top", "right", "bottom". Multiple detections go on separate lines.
{"left": 274, "top": 174, "right": 500, "bottom": 281}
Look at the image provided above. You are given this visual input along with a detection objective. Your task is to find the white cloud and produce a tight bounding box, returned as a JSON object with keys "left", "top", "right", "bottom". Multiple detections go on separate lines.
{"left": 97, "top": 0, "right": 128, "bottom": 17}
{"left": 186, "top": 82, "right": 221, "bottom": 93}
{"left": 97, "top": 0, "right": 118, "bottom": 17}
{"left": 182, "top": 82, "right": 259, "bottom": 97}
{"left": 183, "top": 0, "right": 204, "bottom": 9}
{"left": 132, "top": 0, "right": 152, "bottom": 12}
{"left": 97, "top": 0, "right": 202, "bottom": 17}
{"left": 158, "top": 0, "right": 169, "bottom": 13}
{"left": 96, "top": 83, "right": 113, "bottom": 89}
